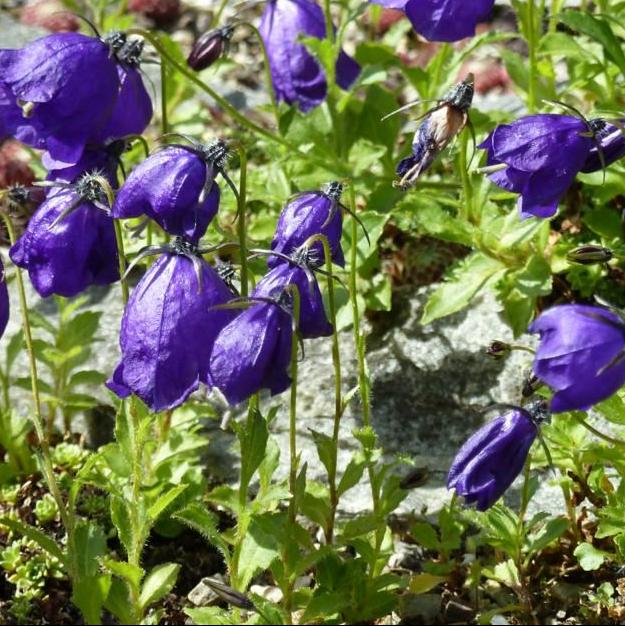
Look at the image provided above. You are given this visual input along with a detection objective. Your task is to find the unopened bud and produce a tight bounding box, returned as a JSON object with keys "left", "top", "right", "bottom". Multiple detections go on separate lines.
{"left": 566, "top": 245, "right": 613, "bottom": 265}
{"left": 486, "top": 340, "right": 511, "bottom": 359}
{"left": 187, "top": 25, "right": 234, "bottom": 71}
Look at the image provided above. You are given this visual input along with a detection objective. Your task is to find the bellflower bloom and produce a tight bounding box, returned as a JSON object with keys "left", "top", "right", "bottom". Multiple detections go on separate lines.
{"left": 113, "top": 141, "right": 228, "bottom": 244}
{"left": 447, "top": 401, "right": 546, "bottom": 511}
{"left": 9, "top": 171, "right": 119, "bottom": 297}
{"left": 108, "top": 242, "right": 235, "bottom": 412}
{"left": 255, "top": 259, "right": 332, "bottom": 338}
{"left": 259, "top": 0, "right": 360, "bottom": 112}
{"left": 208, "top": 291, "right": 294, "bottom": 405}
{"left": 478, "top": 114, "right": 618, "bottom": 219}
{"left": 270, "top": 181, "right": 344, "bottom": 269}
{"left": 529, "top": 304, "right": 625, "bottom": 412}
{"left": 369, "top": 0, "right": 494, "bottom": 42}
{"left": 0, "top": 32, "right": 151, "bottom": 164}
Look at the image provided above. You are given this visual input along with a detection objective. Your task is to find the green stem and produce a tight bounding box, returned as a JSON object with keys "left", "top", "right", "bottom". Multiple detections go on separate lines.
{"left": 129, "top": 400, "right": 145, "bottom": 570}
{"left": 0, "top": 211, "right": 74, "bottom": 552}
{"left": 517, "top": 458, "right": 532, "bottom": 544}
{"left": 527, "top": 0, "right": 538, "bottom": 113}
{"left": 236, "top": 148, "right": 249, "bottom": 298}
{"left": 113, "top": 220, "right": 129, "bottom": 306}
{"left": 211, "top": 0, "right": 229, "bottom": 26}
{"left": 458, "top": 131, "right": 473, "bottom": 223}
{"left": 129, "top": 29, "right": 344, "bottom": 176}
{"left": 160, "top": 57, "right": 169, "bottom": 135}
{"left": 575, "top": 416, "right": 625, "bottom": 448}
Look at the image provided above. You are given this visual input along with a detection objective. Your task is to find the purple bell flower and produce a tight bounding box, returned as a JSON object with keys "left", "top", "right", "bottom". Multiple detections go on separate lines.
{"left": 9, "top": 170, "right": 119, "bottom": 297}
{"left": 529, "top": 304, "right": 625, "bottom": 413}
{"left": 0, "top": 32, "right": 151, "bottom": 164}
{"left": 112, "top": 141, "right": 228, "bottom": 244}
{"left": 255, "top": 259, "right": 332, "bottom": 338}
{"left": 581, "top": 120, "right": 625, "bottom": 173}
{"left": 479, "top": 114, "right": 602, "bottom": 219}
{"left": 108, "top": 242, "right": 235, "bottom": 412}
{"left": 259, "top": 0, "right": 361, "bottom": 112}
{"left": 370, "top": 0, "right": 494, "bottom": 42}
{"left": 447, "top": 401, "right": 546, "bottom": 511}
{"left": 208, "top": 291, "right": 294, "bottom": 405}
{"left": 0, "top": 257, "right": 9, "bottom": 341}
{"left": 270, "top": 181, "right": 344, "bottom": 269}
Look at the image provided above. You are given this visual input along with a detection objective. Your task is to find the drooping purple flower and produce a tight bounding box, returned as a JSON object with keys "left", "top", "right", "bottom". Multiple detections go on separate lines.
{"left": 208, "top": 292, "right": 293, "bottom": 405}
{"left": 447, "top": 402, "right": 545, "bottom": 511}
{"left": 112, "top": 141, "right": 227, "bottom": 244}
{"left": 0, "top": 257, "right": 9, "bottom": 340}
{"left": 43, "top": 142, "right": 125, "bottom": 184}
{"left": 479, "top": 114, "right": 598, "bottom": 219}
{"left": 107, "top": 244, "right": 235, "bottom": 412}
{"left": 259, "top": 0, "right": 361, "bottom": 112}
{"left": 9, "top": 171, "right": 119, "bottom": 297}
{"left": 270, "top": 181, "right": 344, "bottom": 269}
{"left": 370, "top": 0, "right": 494, "bottom": 42}
{"left": 0, "top": 32, "right": 151, "bottom": 164}
{"left": 529, "top": 304, "right": 625, "bottom": 413}
{"left": 255, "top": 260, "right": 332, "bottom": 338}
{"left": 581, "top": 120, "right": 625, "bottom": 173}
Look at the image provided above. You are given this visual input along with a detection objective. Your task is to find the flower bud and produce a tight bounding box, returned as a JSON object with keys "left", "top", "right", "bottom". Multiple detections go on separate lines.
{"left": 187, "top": 25, "right": 234, "bottom": 71}
{"left": 485, "top": 340, "right": 511, "bottom": 359}
{"left": 566, "top": 245, "right": 613, "bottom": 265}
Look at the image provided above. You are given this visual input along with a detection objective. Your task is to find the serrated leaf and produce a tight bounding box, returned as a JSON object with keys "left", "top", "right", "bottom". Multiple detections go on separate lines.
{"left": 238, "top": 513, "right": 284, "bottom": 590}
{"left": 72, "top": 520, "right": 107, "bottom": 578}
{"left": 174, "top": 503, "right": 231, "bottom": 565}
{"left": 0, "top": 516, "right": 66, "bottom": 565}
{"left": 148, "top": 484, "right": 190, "bottom": 522}
{"left": 574, "top": 542, "right": 609, "bottom": 571}
{"left": 139, "top": 562, "right": 180, "bottom": 609}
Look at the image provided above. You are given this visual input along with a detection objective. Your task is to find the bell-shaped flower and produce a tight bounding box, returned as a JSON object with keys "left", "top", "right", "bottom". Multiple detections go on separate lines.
{"left": 112, "top": 141, "right": 228, "bottom": 244}
{"left": 108, "top": 242, "right": 235, "bottom": 411}
{"left": 255, "top": 257, "right": 332, "bottom": 338}
{"left": 270, "top": 182, "right": 345, "bottom": 269}
{"left": 529, "top": 304, "right": 625, "bottom": 412}
{"left": 259, "top": 0, "right": 360, "bottom": 112}
{"left": 9, "top": 170, "right": 119, "bottom": 297}
{"left": 448, "top": 402, "right": 545, "bottom": 511}
{"left": 370, "top": 0, "right": 494, "bottom": 42}
{"left": 208, "top": 290, "right": 294, "bottom": 405}
{"left": 0, "top": 32, "right": 151, "bottom": 164}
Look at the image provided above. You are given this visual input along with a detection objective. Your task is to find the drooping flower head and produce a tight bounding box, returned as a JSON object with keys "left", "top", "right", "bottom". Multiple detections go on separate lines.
{"left": 208, "top": 288, "right": 295, "bottom": 405}
{"left": 529, "top": 304, "right": 625, "bottom": 413}
{"left": 108, "top": 237, "right": 235, "bottom": 412}
{"left": 9, "top": 169, "right": 119, "bottom": 297}
{"left": 447, "top": 400, "right": 547, "bottom": 511}
{"left": 395, "top": 75, "right": 474, "bottom": 190}
{"left": 479, "top": 114, "right": 621, "bottom": 219}
{"left": 188, "top": 25, "right": 235, "bottom": 71}
{"left": 256, "top": 248, "right": 332, "bottom": 338}
{"left": 113, "top": 140, "right": 229, "bottom": 244}
{"left": 370, "top": 0, "right": 495, "bottom": 42}
{"left": 0, "top": 31, "right": 152, "bottom": 165}
{"left": 259, "top": 0, "right": 361, "bottom": 112}
{"left": 271, "top": 181, "right": 345, "bottom": 268}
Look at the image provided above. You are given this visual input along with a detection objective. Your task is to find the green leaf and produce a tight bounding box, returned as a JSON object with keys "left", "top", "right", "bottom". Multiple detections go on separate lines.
{"left": 421, "top": 253, "right": 505, "bottom": 325}
{"left": 410, "top": 203, "right": 474, "bottom": 246}
{"left": 174, "top": 503, "right": 231, "bottom": 565}
{"left": 411, "top": 522, "right": 440, "bottom": 551}
{"left": 185, "top": 607, "right": 235, "bottom": 625}
{"left": 148, "top": 484, "right": 190, "bottom": 523}
{"left": 6, "top": 331, "right": 24, "bottom": 372}
{"left": 110, "top": 495, "right": 134, "bottom": 557}
{"left": 559, "top": 11, "right": 625, "bottom": 75}
{"left": 102, "top": 558, "right": 144, "bottom": 590}
{"left": 525, "top": 517, "right": 569, "bottom": 554}
{"left": 73, "top": 574, "right": 111, "bottom": 625}
{"left": 492, "top": 559, "right": 521, "bottom": 589}
{"left": 574, "top": 542, "right": 609, "bottom": 571}
{"left": 238, "top": 406, "right": 269, "bottom": 496}
{"left": 408, "top": 573, "right": 446, "bottom": 594}
{"left": 104, "top": 577, "right": 134, "bottom": 624}
{"left": 310, "top": 429, "right": 334, "bottom": 478}
{"left": 0, "top": 516, "right": 66, "bottom": 565}
{"left": 139, "top": 562, "right": 180, "bottom": 610}
{"left": 238, "top": 513, "right": 284, "bottom": 589}
{"left": 57, "top": 311, "right": 101, "bottom": 352}
{"left": 72, "top": 521, "right": 107, "bottom": 578}
{"left": 337, "top": 456, "right": 366, "bottom": 496}
{"left": 595, "top": 393, "right": 625, "bottom": 425}
{"left": 68, "top": 370, "right": 108, "bottom": 388}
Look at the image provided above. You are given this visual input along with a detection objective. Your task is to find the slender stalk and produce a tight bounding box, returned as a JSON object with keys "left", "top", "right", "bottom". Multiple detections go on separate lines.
{"left": 575, "top": 415, "right": 625, "bottom": 448}
{"left": 114, "top": 221, "right": 129, "bottom": 305}
{"left": 458, "top": 131, "right": 473, "bottom": 223}
{"left": 306, "top": 235, "right": 342, "bottom": 543}
{"left": 129, "top": 29, "right": 344, "bottom": 176}
{"left": 0, "top": 211, "right": 73, "bottom": 537}
{"left": 160, "top": 58, "right": 169, "bottom": 135}
{"left": 236, "top": 148, "right": 249, "bottom": 298}
{"left": 526, "top": 0, "right": 538, "bottom": 113}
{"left": 211, "top": 0, "right": 229, "bottom": 27}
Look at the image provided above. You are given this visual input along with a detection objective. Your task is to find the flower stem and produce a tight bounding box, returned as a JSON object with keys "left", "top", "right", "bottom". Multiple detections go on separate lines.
{"left": 113, "top": 220, "right": 129, "bottom": 305}
{"left": 212, "top": 0, "right": 229, "bottom": 26}
{"left": 0, "top": 211, "right": 73, "bottom": 551}
{"left": 575, "top": 415, "right": 625, "bottom": 448}
{"left": 236, "top": 147, "right": 249, "bottom": 298}
{"left": 527, "top": 0, "right": 538, "bottom": 113}
{"left": 160, "top": 57, "right": 169, "bottom": 135}
{"left": 458, "top": 131, "right": 473, "bottom": 223}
